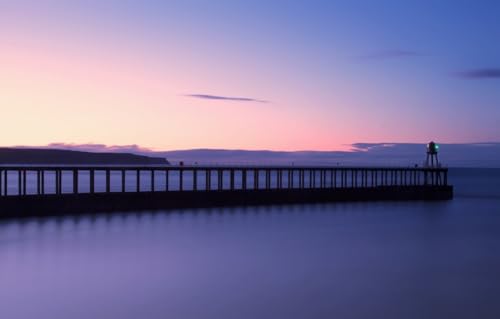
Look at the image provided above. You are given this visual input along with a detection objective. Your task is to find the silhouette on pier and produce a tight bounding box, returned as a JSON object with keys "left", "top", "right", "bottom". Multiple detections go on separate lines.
{"left": 0, "top": 165, "right": 452, "bottom": 218}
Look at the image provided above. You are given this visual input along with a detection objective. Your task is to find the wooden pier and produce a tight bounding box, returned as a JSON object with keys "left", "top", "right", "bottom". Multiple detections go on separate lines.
{"left": 0, "top": 165, "right": 452, "bottom": 218}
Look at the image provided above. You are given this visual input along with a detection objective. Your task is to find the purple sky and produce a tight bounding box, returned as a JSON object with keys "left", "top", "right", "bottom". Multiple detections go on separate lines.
{"left": 1, "top": 1, "right": 500, "bottom": 151}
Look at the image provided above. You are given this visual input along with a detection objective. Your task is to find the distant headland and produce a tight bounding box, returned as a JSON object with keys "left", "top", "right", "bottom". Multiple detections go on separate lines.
{"left": 0, "top": 148, "right": 169, "bottom": 165}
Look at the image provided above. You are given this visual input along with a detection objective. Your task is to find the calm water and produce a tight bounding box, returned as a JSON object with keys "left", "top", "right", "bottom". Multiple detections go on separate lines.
{"left": 1, "top": 168, "right": 499, "bottom": 319}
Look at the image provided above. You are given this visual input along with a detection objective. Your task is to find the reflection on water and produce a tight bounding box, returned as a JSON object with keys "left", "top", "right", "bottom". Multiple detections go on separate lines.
{"left": 1, "top": 197, "right": 500, "bottom": 319}
{"left": 1, "top": 169, "right": 500, "bottom": 318}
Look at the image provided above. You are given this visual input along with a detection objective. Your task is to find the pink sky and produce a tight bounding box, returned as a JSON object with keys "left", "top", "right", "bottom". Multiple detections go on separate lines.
{"left": 1, "top": 1, "right": 498, "bottom": 151}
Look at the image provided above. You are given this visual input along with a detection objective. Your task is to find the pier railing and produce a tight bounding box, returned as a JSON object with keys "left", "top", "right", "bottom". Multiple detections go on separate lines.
{"left": 0, "top": 166, "right": 448, "bottom": 197}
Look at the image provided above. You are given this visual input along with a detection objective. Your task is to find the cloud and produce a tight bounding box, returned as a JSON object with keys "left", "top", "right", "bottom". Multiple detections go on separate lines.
{"left": 185, "top": 94, "right": 268, "bottom": 103}
{"left": 359, "top": 49, "right": 421, "bottom": 60}
{"left": 456, "top": 68, "right": 500, "bottom": 79}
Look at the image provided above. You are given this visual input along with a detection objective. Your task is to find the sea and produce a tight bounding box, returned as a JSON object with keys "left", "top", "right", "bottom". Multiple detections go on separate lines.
{"left": 0, "top": 168, "right": 499, "bottom": 319}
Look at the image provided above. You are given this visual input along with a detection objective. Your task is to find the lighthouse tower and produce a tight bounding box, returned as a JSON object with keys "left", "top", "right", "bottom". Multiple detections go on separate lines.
{"left": 426, "top": 141, "right": 440, "bottom": 168}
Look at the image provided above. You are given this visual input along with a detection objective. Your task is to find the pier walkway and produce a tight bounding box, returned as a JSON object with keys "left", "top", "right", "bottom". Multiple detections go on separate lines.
{"left": 0, "top": 165, "right": 452, "bottom": 218}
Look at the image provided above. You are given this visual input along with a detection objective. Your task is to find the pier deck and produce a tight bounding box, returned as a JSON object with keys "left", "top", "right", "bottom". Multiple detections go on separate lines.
{"left": 0, "top": 165, "right": 452, "bottom": 218}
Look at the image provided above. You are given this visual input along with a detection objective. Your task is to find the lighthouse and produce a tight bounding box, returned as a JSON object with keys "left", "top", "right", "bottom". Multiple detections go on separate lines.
{"left": 426, "top": 141, "right": 440, "bottom": 168}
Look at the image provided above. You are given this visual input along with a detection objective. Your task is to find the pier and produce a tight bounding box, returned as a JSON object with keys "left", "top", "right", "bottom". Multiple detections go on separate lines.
{"left": 0, "top": 165, "right": 452, "bottom": 218}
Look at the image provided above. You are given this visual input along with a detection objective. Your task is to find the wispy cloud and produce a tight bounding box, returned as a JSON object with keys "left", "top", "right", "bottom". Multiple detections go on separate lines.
{"left": 359, "top": 49, "right": 422, "bottom": 60}
{"left": 185, "top": 94, "right": 268, "bottom": 103}
{"left": 456, "top": 68, "right": 500, "bottom": 79}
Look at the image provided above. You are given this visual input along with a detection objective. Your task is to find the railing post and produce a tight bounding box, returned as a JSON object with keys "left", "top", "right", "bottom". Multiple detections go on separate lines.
{"left": 22, "top": 170, "right": 27, "bottom": 195}
{"left": 288, "top": 170, "right": 292, "bottom": 189}
{"left": 73, "top": 169, "right": 78, "bottom": 194}
{"left": 277, "top": 169, "right": 282, "bottom": 189}
{"left": 106, "top": 169, "right": 111, "bottom": 193}
{"left": 230, "top": 169, "right": 235, "bottom": 190}
{"left": 205, "top": 169, "right": 210, "bottom": 191}
{"left": 193, "top": 169, "right": 197, "bottom": 191}
{"left": 56, "top": 170, "right": 59, "bottom": 194}
{"left": 254, "top": 169, "right": 259, "bottom": 190}
{"left": 166, "top": 169, "right": 169, "bottom": 191}
{"left": 18, "top": 170, "right": 22, "bottom": 196}
{"left": 54, "top": 170, "right": 59, "bottom": 195}
{"left": 136, "top": 169, "right": 140, "bottom": 192}
{"left": 216, "top": 169, "right": 221, "bottom": 190}
{"left": 122, "top": 170, "right": 126, "bottom": 192}
{"left": 265, "top": 169, "right": 270, "bottom": 190}
{"left": 299, "top": 169, "right": 303, "bottom": 189}
{"left": 151, "top": 170, "right": 155, "bottom": 192}
{"left": 242, "top": 169, "right": 247, "bottom": 190}
{"left": 4, "top": 170, "right": 7, "bottom": 196}
{"left": 90, "top": 169, "right": 95, "bottom": 194}
{"left": 180, "top": 169, "right": 184, "bottom": 191}
{"left": 41, "top": 170, "right": 45, "bottom": 194}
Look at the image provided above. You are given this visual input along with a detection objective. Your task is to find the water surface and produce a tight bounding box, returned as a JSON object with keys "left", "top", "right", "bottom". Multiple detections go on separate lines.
{"left": 1, "top": 168, "right": 499, "bottom": 319}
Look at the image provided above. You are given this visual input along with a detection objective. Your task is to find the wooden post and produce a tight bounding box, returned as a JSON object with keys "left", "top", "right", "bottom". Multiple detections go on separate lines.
{"left": 59, "top": 170, "right": 63, "bottom": 194}
{"left": 41, "top": 170, "right": 45, "bottom": 195}
{"left": 277, "top": 170, "right": 282, "bottom": 189}
{"left": 205, "top": 170, "right": 210, "bottom": 191}
{"left": 73, "top": 169, "right": 78, "bottom": 194}
{"left": 151, "top": 170, "right": 155, "bottom": 192}
{"left": 106, "top": 169, "right": 111, "bottom": 193}
{"left": 216, "top": 169, "right": 221, "bottom": 190}
{"left": 56, "top": 170, "right": 60, "bottom": 194}
{"left": 22, "top": 170, "right": 27, "bottom": 195}
{"left": 18, "top": 170, "right": 22, "bottom": 196}
{"left": 122, "top": 170, "right": 126, "bottom": 192}
{"left": 180, "top": 169, "right": 184, "bottom": 191}
{"left": 136, "top": 169, "right": 140, "bottom": 192}
{"left": 90, "top": 169, "right": 95, "bottom": 194}
{"left": 265, "top": 169, "right": 269, "bottom": 190}
{"left": 54, "top": 170, "right": 58, "bottom": 195}
{"left": 3, "top": 170, "right": 7, "bottom": 196}
{"left": 254, "top": 170, "right": 259, "bottom": 190}
{"left": 193, "top": 169, "right": 197, "bottom": 191}
{"left": 230, "top": 169, "right": 235, "bottom": 190}
{"left": 242, "top": 169, "right": 247, "bottom": 190}
{"left": 166, "top": 169, "right": 170, "bottom": 191}
{"left": 36, "top": 170, "right": 40, "bottom": 195}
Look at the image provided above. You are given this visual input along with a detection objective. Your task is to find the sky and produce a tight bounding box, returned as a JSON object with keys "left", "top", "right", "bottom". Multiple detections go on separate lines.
{"left": 1, "top": 0, "right": 500, "bottom": 151}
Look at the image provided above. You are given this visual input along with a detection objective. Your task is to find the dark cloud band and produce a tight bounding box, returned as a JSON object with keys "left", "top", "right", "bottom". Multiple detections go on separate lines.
{"left": 457, "top": 68, "right": 500, "bottom": 79}
{"left": 185, "top": 94, "right": 268, "bottom": 103}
